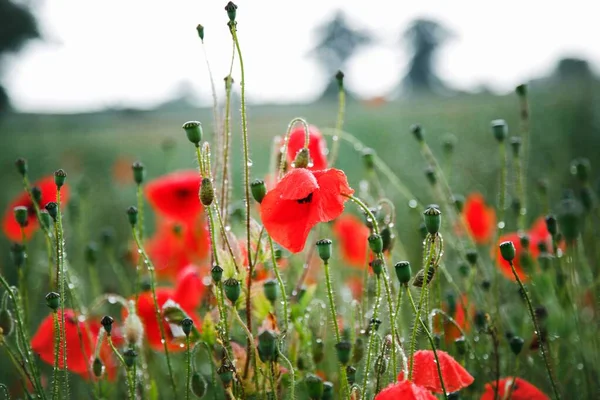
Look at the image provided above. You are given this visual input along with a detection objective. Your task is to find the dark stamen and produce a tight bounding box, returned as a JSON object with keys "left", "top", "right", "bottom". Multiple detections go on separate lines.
{"left": 296, "top": 192, "right": 313, "bottom": 204}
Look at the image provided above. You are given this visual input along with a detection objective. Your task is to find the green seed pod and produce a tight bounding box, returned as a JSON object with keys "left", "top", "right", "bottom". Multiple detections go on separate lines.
{"left": 499, "top": 241, "right": 516, "bottom": 262}
{"left": 100, "top": 227, "right": 114, "bottom": 248}
{"left": 0, "top": 309, "right": 14, "bottom": 337}
{"left": 263, "top": 279, "right": 278, "bottom": 304}
{"left": 223, "top": 278, "right": 241, "bottom": 304}
{"left": 211, "top": 265, "right": 223, "bottom": 283}
{"left": 315, "top": 239, "right": 332, "bottom": 262}
{"left": 452, "top": 194, "right": 465, "bottom": 213}
{"left": 200, "top": 178, "right": 214, "bottom": 206}
{"left": 10, "top": 243, "right": 26, "bottom": 268}
{"left": 322, "top": 381, "right": 334, "bottom": 400}
{"left": 40, "top": 210, "right": 53, "bottom": 230}
{"left": 443, "top": 133, "right": 456, "bottom": 155}
{"left": 394, "top": 261, "right": 411, "bottom": 285}
{"left": 93, "top": 358, "right": 104, "bottom": 378}
{"left": 380, "top": 225, "right": 395, "bottom": 253}
{"left": 217, "top": 360, "right": 235, "bottom": 386}
{"left": 224, "top": 1, "right": 237, "bottom": 22}
{"left": 297, "top": 355, "right": 307, "bottom": 371}
{"left": 250, "top": 179, "right": 267, "bottom": 204}
{"left": 45, "top": 202, "right": 58, "bottom": 221}
{"left": 454, "top": 337, "right": 467, "bottom": 355}
{"left": 465, "top": 250, "right": 478, "bottom": 266}
{"left": 516, "top": 84, "right": 527, "bottom": 96}
{"left": 481, "top": 280, "right": 491, "bottom": 291}
{"left": 293, "top": 148, "right": 310, "bottom": 168}
{"left": 509, "top": 336, "right": 524, "bottom": 355}
{"left": 346, "top": 365, "right": 357, "bottom": 385}
{"left": 183, "top": 121, "right": 203, "bottom": 145}
{"left": 196, "top": 24, "right": 205, "bottom": 41}
{"left": 15, "top": 158, "right": 27, "bottom": 177}
{"left": 369, "top": 318, "right": 382, "bottom": 333}
{"left": 413, "top": 267, "right": 435, "bottom": 288}
{"left": 304, "top": 373, "right": 324, "bottom": 400}
{"left": 45, "top": 292, "right": 60, "bottom": 312}
{"left": 335, "top": 340, "right": 352, "bottom": 365}
{"left": 31, "top": 186, "right": 42, "bottom": 205}
{"left": 491, "top": 119, "right": 507, "bottom": 142}
{"left": 13, "top": 206, "right": 28, "bottom": 228}
{"left": 257, "top": 329, "right": 278, "bottom": 362}
{"left": 123, "top": 349, "right": 137, "bottom": 368}
{"left": 424, "top": 166, "right": 436, "bottom": 185}
{"left": 423, "top": 206, "right": 442, "bottom": 235}
{"left": 519, "top": 234, "right": 530, "bottom": 250}
{"left": 433, "top": 334, "right": 441, "bottom": 348}
{"left": 352, "top": 337, "right": 364, "bottom": 364}
{"left": 509, "top": 136, "right": 522, "bottom": 157}
{"left": 335, "top": 70, "right": 344, "bottom": 90}
{"left": 369, "top": 259, "right": 383, "bottom": 276}
{"left": 132, "top": 161, "right": 145, "bottom": 185}
{"left": 54, "top": 169, "right": 67, "bottom": 189}
{"left": 570, "top": 157, "right": 591, "bottom": 183}
{"left": 557, "top": 197, "right": 582, "bottom": 243}
{"left": 191, "top": 372, "right": 207, "bottom": 398}
{"left": 368, "top": 234, "right": 383, "bottom": 254}
{"left": 101, "top": 315, "right": 114, "bottom": 335}
{"left": 312, "top": 338, "right": 324, "bottom": 364}
{"left": 458, "top": 263, "right": 470, "bottom": 277}
{"left": 410, "top": 124, "right": 423, "bottom": 142}
{"left": 361, "top": 148, "right": 375, "bottom": 170}
{"left": 126, "top": 206, "right": 138, "bottom": 227}
{"left": 181, "top": 317, "right": 194, "bottom": 337}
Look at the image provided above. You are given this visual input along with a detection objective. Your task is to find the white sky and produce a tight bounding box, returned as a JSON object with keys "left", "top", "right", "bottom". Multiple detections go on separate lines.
{"left": 4, "top": 0, "right": 600, "bottom": 112}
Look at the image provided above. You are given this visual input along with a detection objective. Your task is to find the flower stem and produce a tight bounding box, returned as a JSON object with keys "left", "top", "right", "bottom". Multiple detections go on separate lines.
{"left": 55, "top": 188, "right": 69, "bottom": 398}
{"left": 328, "top": 78, "right": 346, "bottom": 166}
{"left": 52, "top": 311, "right": 61, "bottom": 400}
{"left": 135, "top": 183, "right": 145, "bottom": 304}
{"left": 278, "top": 117, "right": 311, "bottom": 178}
{"left": 361, "top": 276, "right": 381, "bottom": 399}
{"left": 268, "top": 235, "right": 289, "bottom": 332}
{"left": 186, "top": 336, "right": 192, "bottom": 400}
{"left": 516, "top": 88, "right": 530, "bottom": 223}
{"left": 277, "top": 337, "right": 295, "bottom": 399}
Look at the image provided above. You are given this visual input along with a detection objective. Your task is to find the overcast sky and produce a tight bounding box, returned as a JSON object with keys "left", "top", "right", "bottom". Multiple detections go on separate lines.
{"left": 4, "top": 0, "right": 599, "bottom": 112}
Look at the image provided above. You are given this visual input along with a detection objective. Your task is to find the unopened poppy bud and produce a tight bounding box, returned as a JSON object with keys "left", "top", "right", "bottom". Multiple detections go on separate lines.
{"left": 335, "top": 70, "right": 344, "bottom": 90}
{"left": 499, "top": 241, "right": 516, "bottom": 262}
{"left": 346, "top": 365, "right": 357, "bottom": 385}
{"left": 423, "top": 206, "right": 442, "bottom": 235}
{"left": 31, "top": 186, "right": 42, "bottom": 205}
{"left": 223, "top": 278, "right": 241, "bottom": 304}
{"left": 217, "top": 360, "right": 235, "bottom": 386}
{"left": 413, "top": 267, "right": 435, "bottom": 288}
{"left": 123, "top": 348, "right": 137, "bottom": 368}
{"left": 13, "top": 206, "right": 28, "bottom": 228}
{"left": 196, "top": 24, "right": 205, "bottom": 41}
{"left": 304, "top": 373, "right": 323, "bottom": 400}
{"left": 0, "top": 309, "right": 14, "bottom": 337}
{"left": 545, "top": 215, "right": 557, "bottom": 236}
{"left": 505, "top": 330, "right": 514, "bottom": 340}
{"left": 411, "top": 124, "right": 423, "bottom": 142}
{"left": 369, "top": 318, "right": 382, "bottom": 332}
{"left": 39, "top": 210, "right": 52, "bottom": 230}
{"left": 458, "top": 263, "right": 470, "bottom": 277}
{"left": 93, "top": 357, "right": 104, "bottom": 378}
{"left": 424, "top": 166, "right": 436, "bottom": 185}
{"left": 191, "top": 372, "right": 207, "bottom": 398}
{"left": 394, "top": 261, "right": 411, "bottom": 285}
{"left": 519, "top": 234, "right": 530, "bottom": 250}
{"left": 126, "top": 206, "right": 138, "bottom": 226}
{"left": 210, "top": 265, "right": 223, "bottom": 283}
{"left": 454, "top": 337, "right": 467, "bottom": 355}
{"left": 183, "top": 121, "right": 203, "bottom": 145}
{"left": 352, "top": 337, "right": 364, "bottom": 363}
{"left": 491, "top": 119, "right": 507, "bottom": 142}
{"left": 322, "top": 381, "right": 334, "bottom": 400}
{"left": 250, "top": 179, "right": 266, "bottom": 203}
{"left": 335, "top": 340, "right": 352, "bottom": 365}
{"left": 465, "top": 250, "right": 478, "bottom": 266}
{"left": 361, "top": 148, "right": 375, "bottom": 170}
{"left": 101, "top": 315, "right": 114, "bottom": 335}
{"left": 132, "top": 161, "right": 145, "bottom": 185}
{"left": 443, "top": 134, "right": 456, "bottom": 155}
{"left": 316, "top": 239, "right": 332, "bottom": 262}
{"left": 570, "top": 157, "right": 590, "bottom": 183}
{"left": 510, "top": 136, "right": 522, "bottom": 156}
{"left": 200, "top": 178, "right": 214, "bottom": 206}
{"left": 257, "top": 329, "right": 278, "bottom": 362}
{"left": 509, "top": 336, "right": 524, "bottom": 355}
{"left": 181, "top": 317, "right": 194, "bottom": 337}
{"left": 369, "top": 259, "right": 383, "bottom": 276}
{"left": 263, "top": 280, "right": 278, "bottom": 304}
{"left": 481, "top": 280, "right": 491, "bottom": 291}
{"left": 45, "top": 292, "right": 60, "bottom": 311}
{"left": 516, "top": 84, "right": 527, "bottom": 96}
{"left": 474, "top": 310, "right": 487, "bottom": 331}
{"left": 380, "top": 226, "right": 395, "bottom": 253}
{"left": 15, "top": 158, "right": 27, "bottom": 177}
{"left": 224, "top": 75, "right": 234, "bottom": 89}
{"left": 10, "top": 243, "right": 26, "bottom": 268}
{"left": 557, "top": 197, "right": 582, "bottom": 242}
{"left": 54, "top": 169, "right": 67, "bottom": 189}
{"left": 224, "top": 1, "right": 237, "bottom": 22}
{"left": 45, "top": 202, "right": 58, "bottom": 221}
{"left": 293, "top": 148, "right": 310, "bottom": 169}
{"left": 85, "top": 242, "right": 99, "bottom": 265}
{"left": 452, "top": 194, "right": 465, "bottom": 212}
{"left": 368, "top": 234, "right": 383, "bottom": 254}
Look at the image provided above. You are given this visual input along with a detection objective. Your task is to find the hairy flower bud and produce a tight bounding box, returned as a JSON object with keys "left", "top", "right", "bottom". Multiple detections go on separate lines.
{"left": 183, "top": 121, "right": 203, "bottom": 145}
{"left": 200, "top": 178, "right": 214, "bottom": 206}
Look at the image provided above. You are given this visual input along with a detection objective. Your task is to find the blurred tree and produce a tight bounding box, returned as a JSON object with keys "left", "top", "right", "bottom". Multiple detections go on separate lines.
{"left": 554, "top": 57, "right": 593, "bottom": 82}
{"left": 0, "top": 0, "right": 39, "bottom": 113}
{"left": 310, "top": 11, "right": 372, "bottom": 99}
{"left": 399, "top": 18, "right": 452, "bottom": 96}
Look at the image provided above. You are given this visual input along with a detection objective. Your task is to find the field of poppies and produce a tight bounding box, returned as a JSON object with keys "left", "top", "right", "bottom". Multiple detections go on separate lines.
{"left": 1, "top": 3, "right": 599, "bottom": 400}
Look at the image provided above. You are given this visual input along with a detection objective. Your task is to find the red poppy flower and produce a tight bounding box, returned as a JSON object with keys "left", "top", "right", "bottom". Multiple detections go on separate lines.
{"left": 434, "top": 294, "right": 472, "bottom": 344}
{"left": 3, "top": 176, "right": 70, "bottom": 241}
{"left": 260, "top": 168, "right": 354, "bottom": 253}
{"left": 398, "top": 350, "right": 474, "bottom": 393}
{"left": 375, "top": 381, "right": 436, "bottom": 400}
{"left": 31, "top": 309, "right": 122, "bottom": 381}
{"left": 480, "top": 377, "right": 549, "bottom": 400}
{"left": 145, "top": 170, "right": 203, "bottom": 222}
{"left": 346, "top": 275, "right": 364, "bottom": 300}
{"left": 333, "top": 214, "right": 370, "bottom": 267}
{"left": 285, "top": 124, "right": 328, "bottom": 171}
{"left": 127, "top": 265, "right": 205, "bottom": 351}
{"left": 463, "top": 193, "right": 496, "bottom": 244}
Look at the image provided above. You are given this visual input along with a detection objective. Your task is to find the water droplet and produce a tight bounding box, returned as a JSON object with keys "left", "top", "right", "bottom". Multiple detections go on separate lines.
{"left": 408, "top": 199, "right": 418, "bottom": 209}
{"left": 161, "top": 339, "right": 166, "bottom": 344}
{"left": 225, "top": 226, "right": 231, "bottom": 232}
{"left": 180, "top": 343, "right": 185, "bottom": 348}
{"left": 68, "top": 283, "right": 75, "bottom": 289}
{"left": 137, "top": 249, "right": 142, "bottom": 254}
{"left": 577, "top": 363, "right": 584, "bottom": 370}
{"left": 482, "top": 354, "right": 489, "bottom": 360}
{"left": 332, "top": 135, "right": 339, "bottom": 142}
{"left": 247, "top": 160, "right": 254, "bottom": 167}
{"left": 497, "top": 221, "right": 505, "bottom": 229}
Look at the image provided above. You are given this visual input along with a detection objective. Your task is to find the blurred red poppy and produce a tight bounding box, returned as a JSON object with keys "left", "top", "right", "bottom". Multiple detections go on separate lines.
{"left": 2, "top": 176, "right": 70, "bottom": 241}
{"left": 345, "top": 275, "right": 364, "bottom": 300}
{"left": 398, "top": 350, "right": 474, "bottom": 393}
{"left": 31, "top": 309, "right": 122, "bottom": 381}
{"left": 375, "top": 381, "right": 436, "bottom": 400}
{"left": 285, "top": 124, "right": 328, "bottom": 171}
{"left": 260, "top": 168, "right": 354, "bottom": 253}
{"left": 333, "top": 214, "right": 369, "bottom": 268}
{"left": 480, "top": 377, "right": 549, "bottom": 400}
{"left": 145, "top": 170, "right": 203, "bottom": 222}
{"left": 434, "top": 294, "right": 472, "bottom": 344}
{"left": 463, "top": 193, "right": 496, "bottom": 244}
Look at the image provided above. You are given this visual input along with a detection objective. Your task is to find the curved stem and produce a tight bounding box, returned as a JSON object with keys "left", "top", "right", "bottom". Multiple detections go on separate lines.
{"left": 328, "top": 81, "right": 345, "bottom": 166}
{"left": 361, "top": 276, "right": 382, "bottom": 398}
{"left": 268, "top": 236, "right": 289, "bottom": 331}
{"left": 381, "top": 275, "right": 398, "bottom": 376}
{"left": 278, "top": 117, "right": 311, "bottom": 179}
{"left": 277, "top": 337, "right": 295, "bottom": 399}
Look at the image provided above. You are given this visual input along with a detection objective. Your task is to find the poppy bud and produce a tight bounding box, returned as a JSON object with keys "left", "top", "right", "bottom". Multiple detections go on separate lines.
{"left": 424, "top": 166, "right": 436, "bottom": 185}
{"left": 132, "top": 161, "right": 145, "bottom": 185}
{"left": 211, "top": 265, "right": 223, "bottom": 282}
{"left": 369, "top": 259, "right": 383, "bottom": 276}
{"left": 183, "top": 121, "right": 203, "bottom": 145}
{"left": 257, "top": 329, "right": 278, "bottom": 362}
{"left": 374, "top": 355, "right": 387, "bottom": 375}
{"left": 411, "top": 124, "right": 423, "bottom": 142}
{"left": 499, "top": 241, "right": 516, "bottom": 262}
{"left": 322, "top": 381, "right": 334, "bottom": 400}
{"left": 516, "top": 84, "right": 527, "bottom": 96}
{"left": 101, "top": 315, "right": 114, "bottom": 336}
{"left": 368, "top": 234, "right": 383, "bottom": 254}
{"left": 481, "top": 280, "right": 491, "bottom": 291}
{"left": 200, "top": 178, "right": 214, "bottom": 206}
{"left": 85, "top": 242, "right": 99, "bottom": 265}
{"left": 224, "top": 75, "right": 234, "bottom": 90}
{"left": 13, "top": 206, "right": 28, "bottom": 228}
{"left": 369, "top": 318, "right": 382, "bottom": 333}
{"left": 510, "top": 336, "right": 524, "bottom": 355}
{"left": 335, "top": 70, "right": 344, "bottom": 90}
{"left": 454, "top": 337, "right": 467, "bottom": 355}
{"left": 263, "top": 280, "right": 278, "bottom": 304}
{"left": 100, "top": 227, "right": 114, "bottom": 248}
{"left": 191, "top": 372, "right": 207, "bottom": 398}
{"left": 224, "top": 1, "right": 237, "bottom": 22}
{"left": 335, "top": 340, "right": 352, "bottom": 365}
{"left": 304, "top": 373, "right": 323, "bottom": 400}
{"left": 580, "top": 187, "right": 595, "bottom": 212}
{"left": 544, "top": 215, "right": 557, "bottom": 237}
{"left": 474, "top": 311, "right": 487, "bottom": 331}
{"left": 433, "top": 334, "right": 441, "bottom": 348}
{"left": 180, "top": 317, "right": 194, "bottom": 337}
{"left": 10, "top": 243, "right": 26, "bottom": 268}
{"left": 54, "top": 169, "right": 67, "bottom": 189}
{"left": 293, "top": 148, "right": 310, "bottom": 169}
{"left": 223, "top": 278, "right": 241, "bottom": 304}
{"left": 361, "top": 148, "right": 375, "bottom": 170}
{"left": 537, "top": 252, "right": 553, "bottom": 271}
{"left": 557, "top": 197, "right": 582, "bottom": 242}
{"left": 45, "top": 202, "right": 58, "bottom": 221}
{"left": 123, "top": 348, "right": 137, "bottom": 368}
{"left": 510, "top": 136, "right": 522, "bottom": 156}
{"left": 93, "top": 357, "right": 104, "bottom": 378}
{"left": 413, "top": 267, "right": 435, "bottom": 288}
{"left": 126, "top": 206, "right": 138, "bottom": 227}
{"left": 15, "top": 158, "right": 27, "bottom": 177}
{"left": 346, "top": 365, "right": 357, "bottom": 385}
{"left": 250, "top": 179, "right": 266, "bottom": 204}
{"left": 448, "top": 392, "right": 460, "bottom": 400}
{"left": 519, "top": 234, "right": 530, "bottom": 250}
{"left": 124, "top": 308, "right": 144, "bottom": 347}
{"left": 423, "top": 206, "right": 442, "bottom": 235}
{"left": 452, "top": 194, "right": 465, "bottom": 212}
{"left": 458, "top": 263, "right": 470, "bottom": 277}
{"left": 491, "top": 119, "right": 507, "bottom": 142}
{"left": 0, "top": 309, "right": 14, "bottom": 337}
{"left": 312, "top": 338, "right": 324, "bottom": 364}
{"left": 465, "top": 250, "right": 478, "bottom": 266}
{"left": 570, "top": 157, "right": 590, "bottom": 183}
{"left": 315, "top": 239, "right": 332, "bottom": 262}
{"left": 196, "top": 24, "right": 205, "bottom": 41}
{"left": 443, "top": 134, "right": 456, "bottom": 155}
{"left": 217, "top": 360, "right": 235, "bottom": 386}
{"left": 380, "top": 226, "right": 395, "bottom": 253}
{"left": 352, "top": 337, "right": 364, "bottom": 364}
{"left": 45, "top": 292, "right": 60, "bottom": 312}
{"left": 394, "top": 261, "right": 411, "bottom": 285}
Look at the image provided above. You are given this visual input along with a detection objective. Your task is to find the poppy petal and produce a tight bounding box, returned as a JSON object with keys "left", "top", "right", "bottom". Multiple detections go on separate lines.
{"left": 375, "top": 381, "right": 437, "bottom": 400}
{"left": 286, "top": 125, "right": 328, "bottom": 171}
{"left": 145, "top": 170, "right": 203, "bottom": 222}
{"left": 333, "top": 214, "right": 369, "bottom": 267}
{"left": 480, "top": 377, "right": 549, "bottom": 400}
{"left": 398, "top": 350, "right": 474, "bottom": 393}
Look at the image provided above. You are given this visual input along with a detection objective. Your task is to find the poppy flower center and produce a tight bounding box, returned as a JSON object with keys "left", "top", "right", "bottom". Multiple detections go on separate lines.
{"left": 296, "top": 192, "right": 313, "bottom": 204}
{"left": 175, "top": 188, "right": 192, "bottom": 198}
